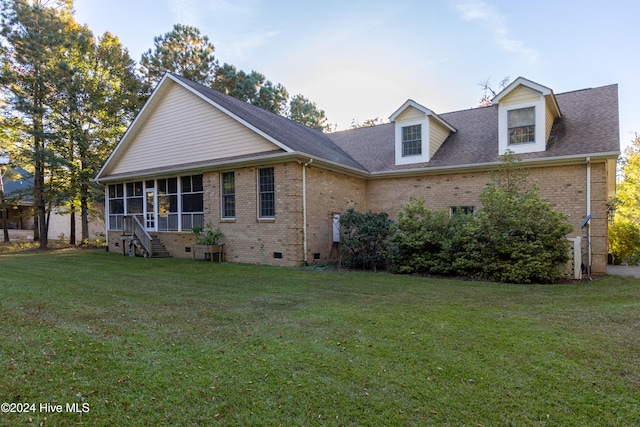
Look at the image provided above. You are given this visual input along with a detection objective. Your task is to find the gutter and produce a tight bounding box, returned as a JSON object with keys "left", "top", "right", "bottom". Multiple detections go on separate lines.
{"left": 367, "top": 151, "right": 621, "bottom": 180}
{"left": 95, "top": 149, "right": 620, "bottom": 185}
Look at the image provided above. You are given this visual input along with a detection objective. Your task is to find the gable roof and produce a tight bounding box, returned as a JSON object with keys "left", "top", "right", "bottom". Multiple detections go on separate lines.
{"left": 171, "top": 74, "right": 367, "bottom": 170}
{"left": 97, "top": 75, "right": 620, "bottom": 182}
{"left": 329, "top": 83, "right": 619, "bottom": 175}
{"left": 96, "top": 74, "right": 366, "bottom": 182}
{"left": 388, "top": 99, "right": 456, "bottom": 132}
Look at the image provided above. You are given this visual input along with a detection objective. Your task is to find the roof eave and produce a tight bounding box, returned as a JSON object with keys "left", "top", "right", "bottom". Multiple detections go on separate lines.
{"left": 95, "top": 151, "right": 370, "bottom": 184}
{"left": 367, "top": 151, "right": 620, "bottom": 179}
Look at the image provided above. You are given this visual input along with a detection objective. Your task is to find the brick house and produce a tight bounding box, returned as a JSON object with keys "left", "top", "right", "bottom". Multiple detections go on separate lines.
{"left": 95, "top": 74, "right": 619, "bottom": 274}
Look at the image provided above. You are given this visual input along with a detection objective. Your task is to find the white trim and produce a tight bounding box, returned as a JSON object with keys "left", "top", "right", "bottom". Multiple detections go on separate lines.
{"left": 257, "top": 166, "right": 276, "bottom": 220}
{"left": 498, "top": 101, "right": 547, "bottom": 155}
{"left": 395, "top": 119, "right": 430, "bottom": 165}
{"left": 220, "top": 171, "right": 236, "bottom": 221}
{"left": 389, "top": 99, "right": 456, "bottom": 133}
{"left": 492, "top": 76, "right": 552, "bottom": 103}
{"left": 96, "top": 73, "right": 295, "bottom": 182}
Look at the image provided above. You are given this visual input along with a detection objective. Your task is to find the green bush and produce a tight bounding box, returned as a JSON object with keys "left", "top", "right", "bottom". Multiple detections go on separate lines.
{"left": 463, "top": 153, "right": 574, "bottom": 283}
{"left": 339, "top": 208, "right": 393, "bottom": 271}
{"left": 608, "top": 218, "right": 640, "bottom": 265}
{"left": 391, "top": 197, "right": 472, "bottom": 275}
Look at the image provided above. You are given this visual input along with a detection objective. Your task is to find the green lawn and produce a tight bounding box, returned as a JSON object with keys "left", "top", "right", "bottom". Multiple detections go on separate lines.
{"left": 0, "top": 249, "right": 639, "bottom": 426}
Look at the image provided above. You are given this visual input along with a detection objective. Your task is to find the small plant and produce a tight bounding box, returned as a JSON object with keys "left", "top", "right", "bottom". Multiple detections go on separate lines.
{"left": 192, "top": 223, "right": 224, "bottom": 245}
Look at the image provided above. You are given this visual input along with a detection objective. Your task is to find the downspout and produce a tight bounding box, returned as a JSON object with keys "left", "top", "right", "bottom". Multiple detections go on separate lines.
{"left": 586, "top": 157, "right": 591, "bottom": 274}
{"left": 302, "top": 160, "right": 312, "bottom": 266}
{"left": 103, "top": 184, "right": 109, "bottom": 252}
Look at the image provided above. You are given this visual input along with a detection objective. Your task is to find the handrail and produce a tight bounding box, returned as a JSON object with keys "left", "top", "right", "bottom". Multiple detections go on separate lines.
{"left": 123, "top": 215, "right": 153, "bottom": 257}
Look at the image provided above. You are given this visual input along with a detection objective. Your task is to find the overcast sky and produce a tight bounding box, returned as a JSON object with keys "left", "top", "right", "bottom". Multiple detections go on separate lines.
{"left": 74, "top": 0, "right": 639, "bottom": 150}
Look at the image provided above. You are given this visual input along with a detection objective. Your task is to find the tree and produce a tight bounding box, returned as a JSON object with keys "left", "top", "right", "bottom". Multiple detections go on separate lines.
{"left": 478, "top": 76, "right": 510, "bottom": 107}
{"left": 287, "top": 94, "right": 333, "bottom": 132}
{"left": 212, "top": 63, "right": 289, "bottom": 115}
{"left": 350, "top": 117, "right": 384, "bottom": 129}
{"left": 52, "top": 28, "right": 143, "bottom": 244}
{"left": 0, "top": 0, "right": 75, "bottom": 248}
{"left": 464, "top": 151, "right": 574, "bottom": 283}
{"left": 609, "top": 134, "right": 640, "bottom": 264}
{"left": 140, "top": 23, "right": 217, "bottom": 88}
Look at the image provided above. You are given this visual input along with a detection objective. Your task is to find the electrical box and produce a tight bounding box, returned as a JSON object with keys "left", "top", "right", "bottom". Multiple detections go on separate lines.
{"left": 332, "top": 214, "right": 340, "bottom": 243}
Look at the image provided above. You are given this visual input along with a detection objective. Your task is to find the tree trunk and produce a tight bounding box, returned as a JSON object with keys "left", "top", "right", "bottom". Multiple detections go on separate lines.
{"left": 80, "top": 171, "right": 89, "bottom": 243}
{"left": 69, "top": 205, "right": 76, "bottom": 245}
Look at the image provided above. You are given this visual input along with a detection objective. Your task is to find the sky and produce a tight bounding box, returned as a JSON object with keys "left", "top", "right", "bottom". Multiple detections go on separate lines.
{"left": 73, "top": 0, "right": 639, "bottom": 150}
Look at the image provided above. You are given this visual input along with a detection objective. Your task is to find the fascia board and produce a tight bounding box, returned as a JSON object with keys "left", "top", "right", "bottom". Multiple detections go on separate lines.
{"left": 95, "top": 152, "right": 371, "bottom": 184}
{"left": 492, "top": 76, "right": 553, "bottom": 103}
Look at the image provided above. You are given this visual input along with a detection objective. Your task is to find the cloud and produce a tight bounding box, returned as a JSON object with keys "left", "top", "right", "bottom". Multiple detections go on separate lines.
{"left": 451, "top": 0, "right": 540, "bottom": 64}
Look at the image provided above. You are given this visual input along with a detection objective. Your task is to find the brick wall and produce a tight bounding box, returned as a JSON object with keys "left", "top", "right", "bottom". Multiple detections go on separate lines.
{"left": 202, "top": 162, "right": 305, "bottom": 266}
{"left": 365, "top": 161, "right": 610, "bottom": 275}
{"left": 304, "top": 166, "right": 367, "bottom": 265}
{"left": 105, "top": 159, "right": 611, "bottom": 275}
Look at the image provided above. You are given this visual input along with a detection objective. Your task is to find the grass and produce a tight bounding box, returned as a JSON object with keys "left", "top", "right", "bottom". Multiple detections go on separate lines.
{"left": 0, "top": 249, "right": 639, "bottom": 426}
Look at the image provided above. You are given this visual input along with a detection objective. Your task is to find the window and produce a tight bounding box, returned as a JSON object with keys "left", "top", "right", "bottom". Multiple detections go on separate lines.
{"left": 402, "top": 124, "right": 422, "bottom": 156}
{"left": 108, "top": 183, "right": 124, "bottom": 230}
{"left": 508, "top": 107, "right": 535, "bottom": 144}
{"left": 126, "top": 181, "right": 143, "bottom": 214}
{"left": 258, "top": 167, "right": 275, "bottom": 218}
{"left": 180, "top": 174, "right": 204, "bottom": 230}
{"left": 451, "top": 206, "right": 475, "bottom": 216}
{"left": 221, "top": 172, "right": 235, "bottom": 219}
{"left": 157, "top": 178, "right": 178, "bottom": 231}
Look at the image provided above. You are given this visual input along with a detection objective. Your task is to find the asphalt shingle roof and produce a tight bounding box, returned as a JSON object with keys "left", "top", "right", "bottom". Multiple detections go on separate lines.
{"left": 329, "top": 84, "right": 620, "bottom": 172}
{"left": 172, "top": 74, "right": 366, "bottom": 171}
{"left": 173, "top": 74, "right": 619, "bottom": 174}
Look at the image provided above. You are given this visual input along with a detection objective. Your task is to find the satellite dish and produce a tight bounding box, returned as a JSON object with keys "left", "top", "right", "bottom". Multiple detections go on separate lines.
{"left": 581, "top": 212, "right": 595, "bottom": 228}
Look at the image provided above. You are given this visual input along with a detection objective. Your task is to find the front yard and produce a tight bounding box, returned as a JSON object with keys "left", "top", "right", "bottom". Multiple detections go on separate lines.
{"left": 0, "top": 249, "right": 638, "bottom": 426}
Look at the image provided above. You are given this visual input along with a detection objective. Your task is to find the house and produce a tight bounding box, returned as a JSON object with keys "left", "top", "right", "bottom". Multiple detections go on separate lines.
{"left": 95, "top": 74, "right": 619, "bottom": 275}
{"left": 1, "top": 168, "right": 104, "bottom": 242}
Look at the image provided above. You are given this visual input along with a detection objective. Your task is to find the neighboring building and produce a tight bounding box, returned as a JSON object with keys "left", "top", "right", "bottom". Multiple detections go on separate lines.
{"left": 95, "top": 74, "right": 619, "bottom": 275}
{"left": 1, "top": 168, "right": 104, "bottom": 242}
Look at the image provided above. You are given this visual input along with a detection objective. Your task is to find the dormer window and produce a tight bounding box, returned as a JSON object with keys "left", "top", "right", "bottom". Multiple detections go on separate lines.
{"left": 508, "top": 107, "right": 535, "bottom": 145}
{"left": 390, "top": 100, "right": 455, "bottom": 166}
{"left": 402, "top": 125, "right": 422, "bottom": 156}
{"left": 493, "top": 77, "right": 562, "bottom": 155}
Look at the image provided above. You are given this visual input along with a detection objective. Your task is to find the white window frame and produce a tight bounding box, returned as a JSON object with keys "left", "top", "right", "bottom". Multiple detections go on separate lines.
{"left": 257, "top": 167, "right": 275, "bottom": 220}
{"left": 221, "top": 171, "right": 236, "bottom": 220}
{"left": 498, "top": 99, "right": 546, "bottom": 155}
{"left": 395, "top": 118, "right": 430, "bottom": 165}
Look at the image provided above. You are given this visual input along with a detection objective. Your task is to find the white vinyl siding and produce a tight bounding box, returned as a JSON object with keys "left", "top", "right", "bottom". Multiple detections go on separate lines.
{"left": 429, "top": 118, "right": 450, "bottom": 157}
{"left": 109, "top": 83, "right": 281, "bottom": 176}
{"left": 394, "top": 106, "right": 425, "bottom": 122}
{"left": 545, "top": 102, "right": 555, "bottom": 144}
{"left": 499, "top": 85, "right": 541, "bottom": 106}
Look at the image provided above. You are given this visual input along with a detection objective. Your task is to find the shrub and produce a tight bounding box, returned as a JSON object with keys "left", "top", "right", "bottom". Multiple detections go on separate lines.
{"left": 339, "top": 208, "right": 393, "bottom": 271}
{"left": 391, "top": 197, "right": 472, "bottom": 275}
{"left": 464, "top": 153, "right": 574, "bottom": 283}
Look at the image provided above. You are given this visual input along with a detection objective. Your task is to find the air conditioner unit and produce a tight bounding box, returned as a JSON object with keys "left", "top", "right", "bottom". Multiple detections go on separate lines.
{"left": 561, "top": 237, "right": 582, "bottom": 280}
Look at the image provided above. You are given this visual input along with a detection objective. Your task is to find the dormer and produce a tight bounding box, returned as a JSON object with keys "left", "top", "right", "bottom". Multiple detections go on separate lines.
{"left": 389, "top": 100, "right": 456, "bottom": 166}
{"left": 493, "top": 77, "right": 562, "bottom": 155}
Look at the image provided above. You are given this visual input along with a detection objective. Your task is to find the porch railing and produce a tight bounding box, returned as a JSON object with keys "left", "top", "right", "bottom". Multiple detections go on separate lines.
{"left": 123, "top": 215, "right": 153, "bottom": 256}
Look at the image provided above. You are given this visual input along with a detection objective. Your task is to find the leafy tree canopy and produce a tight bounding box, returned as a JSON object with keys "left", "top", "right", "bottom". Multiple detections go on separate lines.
{"left": 609, "top": 134, "right": 640, "bottom": 264}
{"left": 287, "top": 94, "right": 333, "bottom": 132}
{"left": 140, "top": 23, "right": 217, "bottom": 88}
